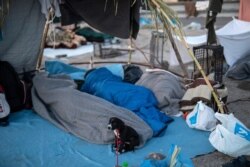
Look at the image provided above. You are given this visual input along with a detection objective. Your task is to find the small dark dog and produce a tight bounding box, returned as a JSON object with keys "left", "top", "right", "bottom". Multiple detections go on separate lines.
{"left": 108, "top": 117, "right": 140, "bottom": 153}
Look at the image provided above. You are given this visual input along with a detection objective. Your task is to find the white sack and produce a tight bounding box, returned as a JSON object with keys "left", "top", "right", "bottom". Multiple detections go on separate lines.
{"left": 186, "top": 101, "right": 217, "bottom": 131}
{"left": 209, "top": 113, "right": 250, "bottom": 157}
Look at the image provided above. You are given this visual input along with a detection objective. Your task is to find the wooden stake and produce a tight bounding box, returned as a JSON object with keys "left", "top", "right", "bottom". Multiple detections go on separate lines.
{"left": 164, "top": 23, "right": 189, "bottom": 78}
{"left": 150, "top": 0, "right": 189, "bottom": 78}
{"left": 179, "top": 36, "right": 224, "bottom": 113}
{"left": 36, "top": 8, "right": 53, "bottom": 70}
{"left": 150, "top": 0, "right": 224, "bottom": 113}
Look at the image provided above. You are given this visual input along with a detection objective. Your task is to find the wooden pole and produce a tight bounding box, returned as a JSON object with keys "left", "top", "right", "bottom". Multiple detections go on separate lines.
{"left": 36, "top": 8, "right": 53, "bottom": 70}
{"left": 149, "top": 0, "right": 189, "bottom": 78}
{"left": 164, "top": 23, "right": 189, "bottom": 78}
{"left": 150, "top": 0, "right": 224, "bottom": 113}
{"left": 178, "top": 35, "right": 224, "bottom": 113}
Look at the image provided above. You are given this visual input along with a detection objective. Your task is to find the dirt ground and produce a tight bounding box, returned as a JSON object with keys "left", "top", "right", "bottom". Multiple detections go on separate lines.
{"left": 43, "top": 17, "right": 250, "bottom": 167}
{"left": 181, "top": 17, "right": 250, "bottom": 167}
{"left": 192, "top": 77, "right": 250, "bottom": 167}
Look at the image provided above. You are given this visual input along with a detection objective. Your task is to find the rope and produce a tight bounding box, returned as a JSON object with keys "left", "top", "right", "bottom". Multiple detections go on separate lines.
{"left": 149, "top": 0, "right": 224, "bottom": 113}
{"left": 128, "top": 36, "right": 133, "bottom": 64}
{"left": 115, "top": 129, "right": 121, "bottom": 167}
{"left": 47, "top": 18, "right": 57, "bottom": 49}
{"left": 36, "top": 7, "right": 55, "bottom": 70}
{"left": 131, "top": 40, "right": 154, "bottom": 68}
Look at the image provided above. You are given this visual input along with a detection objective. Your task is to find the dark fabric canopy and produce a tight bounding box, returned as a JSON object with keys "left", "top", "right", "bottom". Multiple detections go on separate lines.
{"left": 60, "top": 0, "right": 140, "bottom": 39}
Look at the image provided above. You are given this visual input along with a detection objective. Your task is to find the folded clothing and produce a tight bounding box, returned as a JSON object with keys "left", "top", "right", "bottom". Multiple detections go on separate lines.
{"left": 185, "top": 78, "right": 216, "bottom": 89}
{"left": 76, "top": 27, "right": 113, "bottom": 43}
{"left": 180, "top": 79, "right": 214, "bottom": 112}
{"left": 180, "top": 85, "right": 211, "bottom": 106}
{"left": 181, "top": 78, "right": 228, "bottom": 112}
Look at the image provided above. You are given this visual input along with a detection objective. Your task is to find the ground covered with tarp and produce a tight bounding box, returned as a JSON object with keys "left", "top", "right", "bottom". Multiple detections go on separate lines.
{"left": 0, "top": 109, "right": 215, "bottom": 167}
{"left": 0, "top": 61, "right": 216, "bottom": 167}
{"left": 1, "top": 0, "right": 250, "bottom": 167}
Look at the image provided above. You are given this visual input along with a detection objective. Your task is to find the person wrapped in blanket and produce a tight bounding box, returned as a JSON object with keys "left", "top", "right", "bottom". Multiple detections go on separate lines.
{"left": 80, "top": 67, "right": 173, "bottom": 137}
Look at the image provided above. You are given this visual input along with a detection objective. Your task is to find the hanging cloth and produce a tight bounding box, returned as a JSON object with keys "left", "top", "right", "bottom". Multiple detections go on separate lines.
{"left": 60, "top": 0, "right": 141, "bottom": 39}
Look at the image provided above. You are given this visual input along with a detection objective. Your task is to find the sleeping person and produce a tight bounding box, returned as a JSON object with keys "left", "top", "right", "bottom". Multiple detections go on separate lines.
{"left": 80, "top": 67, "right": 173, "bottom": 136}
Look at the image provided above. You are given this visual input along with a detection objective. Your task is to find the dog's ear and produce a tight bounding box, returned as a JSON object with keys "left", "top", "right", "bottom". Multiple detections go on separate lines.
{"left": 115, "top": 118, "right": 125, "bottom": 129}
{"left": 119, "top": 119, "right": 125, "bottom": 128}
{"left": 108, "top": 117, "right": 126, "bottom": 130}
{"left": 108, "top": 117, "right": 118, "bottom": 130}
{"left": 114, "top": 117, "right": 124, "bottom": 125}
{"left": 109, "top": 117, "right": 117, "bottom": 123}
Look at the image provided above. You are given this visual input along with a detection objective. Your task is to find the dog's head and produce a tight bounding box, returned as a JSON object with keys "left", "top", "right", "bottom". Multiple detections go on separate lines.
{"left": 107, "top": 117, "right": 125, "bottom": 130}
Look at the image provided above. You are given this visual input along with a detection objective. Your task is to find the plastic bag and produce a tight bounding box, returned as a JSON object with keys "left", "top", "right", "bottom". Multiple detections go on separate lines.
{"left": 186, "top": 101, "right": 217, "bottom": 131}
{"left": 209, "top": 113, "right": 250, "bottom": 157}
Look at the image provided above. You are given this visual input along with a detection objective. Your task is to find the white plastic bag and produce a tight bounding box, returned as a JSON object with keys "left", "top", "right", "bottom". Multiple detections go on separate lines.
{"left": 209, "top": 113, "right": 250, "bottom": 157}
{"left": 186, "top": 101, "right": 217, "bottom": 131}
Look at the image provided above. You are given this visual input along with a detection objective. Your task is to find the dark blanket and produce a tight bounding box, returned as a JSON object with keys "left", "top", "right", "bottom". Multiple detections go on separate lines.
{"left": 136, "top": 70, "right": 186, "bottom": 116}
{"left": 226, "top": 55, "right": 250, "bottom": 80}
{"left": 81, "top": 68, "right": 173, "bottom": 136}
{"left": 61, "top": 0, "right": 140, "bottom": 39}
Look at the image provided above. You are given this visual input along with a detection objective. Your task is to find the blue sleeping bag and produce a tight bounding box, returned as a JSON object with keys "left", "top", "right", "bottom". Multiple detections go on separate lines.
{"left": 81, "top": 67, "right": 173, "bottom": 136}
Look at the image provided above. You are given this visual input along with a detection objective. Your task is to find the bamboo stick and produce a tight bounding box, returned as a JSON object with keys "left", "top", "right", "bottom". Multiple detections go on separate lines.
{"left": 148, "top": 0, "right": 189, "bottom": 78}
{"left": 149, "top": 0, "right": 224, "bottom": 113}
{"left": 163, "top": 23, "right": 189, "bottom": 78}
{"left": 178, "top": 35, "right": 224, "bottom": 113}
{"left": 36, "top": 8, "right": 53, "bottom": 70}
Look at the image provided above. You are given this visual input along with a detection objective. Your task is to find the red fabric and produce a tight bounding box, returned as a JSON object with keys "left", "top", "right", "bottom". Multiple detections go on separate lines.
{"left": 0, "top": 85, "right": 4, "bottom": 93}
{"left": 239, "top": 0, "right": 250, "bottom": 22}
{"left": 182, "top": 112, "right": 189, "bottom": 120}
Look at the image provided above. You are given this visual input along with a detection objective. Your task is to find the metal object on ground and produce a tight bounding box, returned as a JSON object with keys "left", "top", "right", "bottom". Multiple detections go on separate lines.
{"left": 150, "top": 31, "right": 168, "bottom": 69}
{"left": 150, "top": 30, "right": 189, "bottom": 77}
{"left": 193, "top": 45, "right": 224, "bottom": 83}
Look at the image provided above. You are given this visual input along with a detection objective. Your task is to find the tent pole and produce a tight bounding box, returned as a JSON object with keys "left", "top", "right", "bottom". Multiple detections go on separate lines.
{"left": 163, "top": 23, "right": 189, "bottom": 78}
{"left": 178, "top": 35, "right": 224, "bottom": 113}
{"left": 36, "top": 8, "right": 53, "bottom": 70}
{"left": 148, "top": 0, "right": 189, "bottom": 78}
{"left": 149, "top": 0, "right": 224, "bottom": 113}
{"left": 128, "top": 36, "right": 133, "bottom": 64}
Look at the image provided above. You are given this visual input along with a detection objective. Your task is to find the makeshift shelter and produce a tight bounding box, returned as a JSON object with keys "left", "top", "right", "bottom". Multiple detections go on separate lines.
{"left": 0, "top": 0, "right": 228, "bottom": 167}
{"left": 0, "top": 0, "right": 142, "bottom": 73}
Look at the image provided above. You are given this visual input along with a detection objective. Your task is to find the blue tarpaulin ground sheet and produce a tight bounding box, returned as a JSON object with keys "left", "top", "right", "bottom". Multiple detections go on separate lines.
{"left": 0, "top": 110, "right": 215, "bottom": 167}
